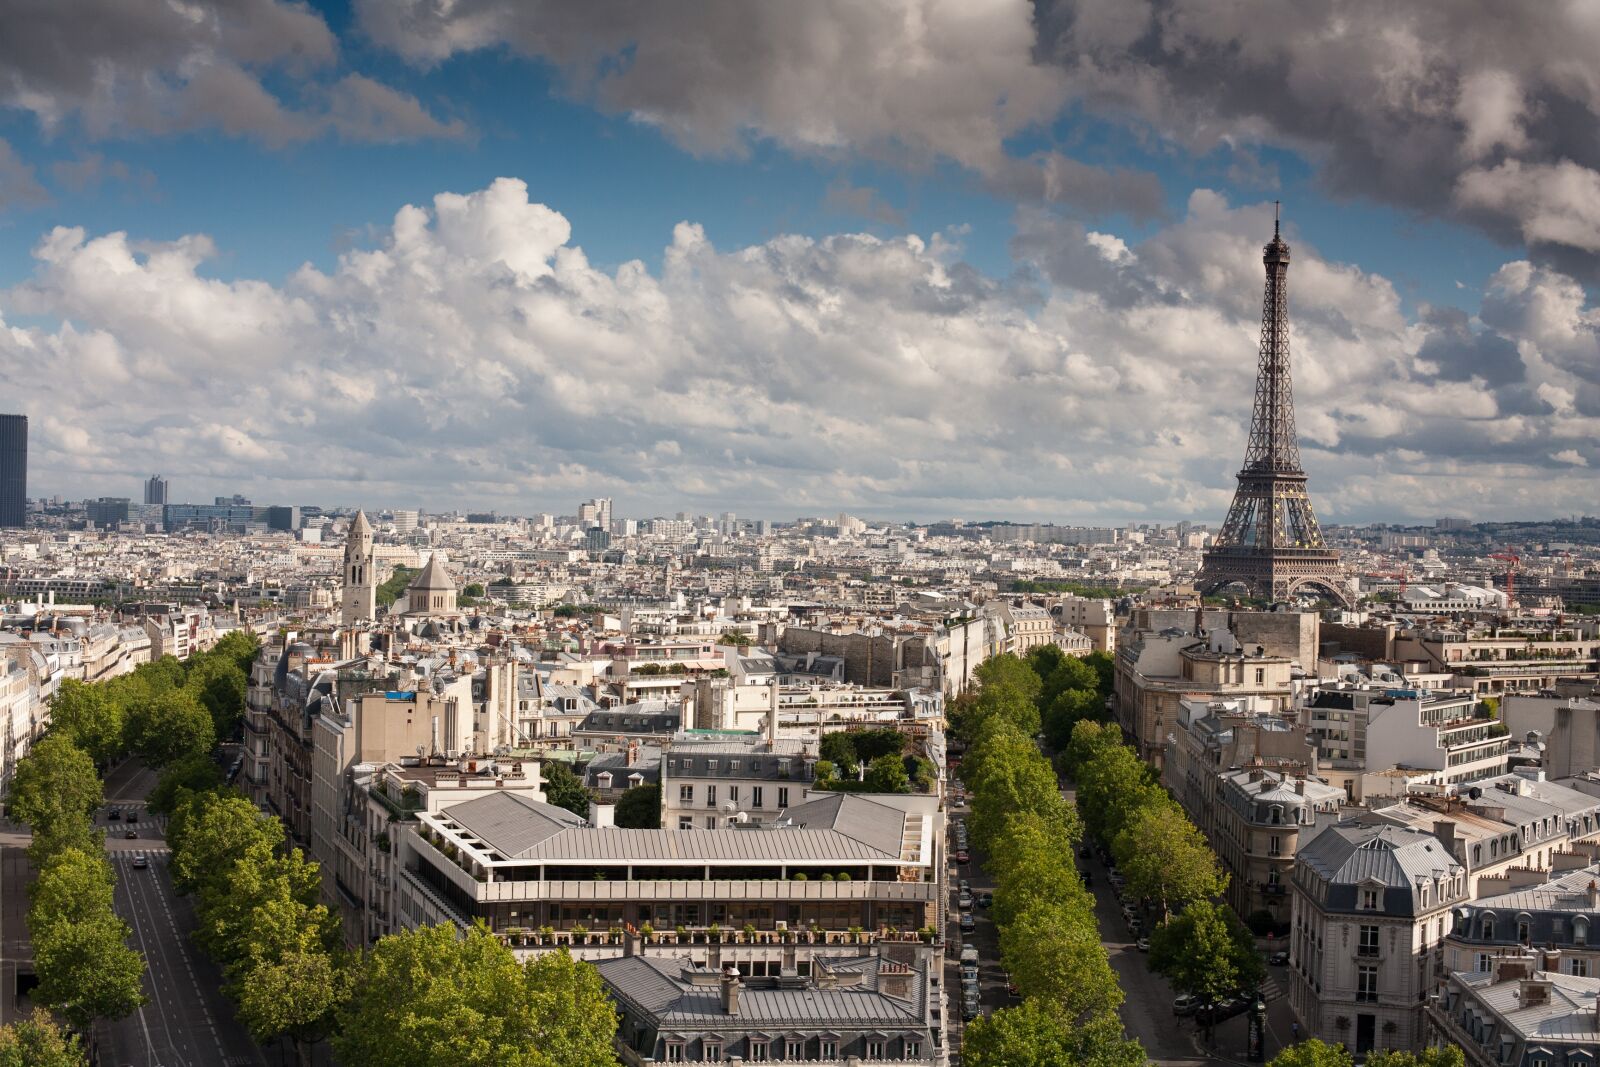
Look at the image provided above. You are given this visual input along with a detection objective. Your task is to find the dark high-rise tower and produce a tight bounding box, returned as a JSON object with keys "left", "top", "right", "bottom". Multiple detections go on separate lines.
{"left": 1198, "top": 215, "right": 1348, "bottom": 605}
{"left": 0, "top": 414, "right": 25, "bottom": 528}
{"left": 144, "top": 474, "right": 169, "bottom": 506}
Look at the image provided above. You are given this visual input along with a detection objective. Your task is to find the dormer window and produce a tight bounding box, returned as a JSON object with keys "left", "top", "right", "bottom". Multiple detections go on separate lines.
{"left": 1360, "top": 888, "right": 1380, "bottom": 911}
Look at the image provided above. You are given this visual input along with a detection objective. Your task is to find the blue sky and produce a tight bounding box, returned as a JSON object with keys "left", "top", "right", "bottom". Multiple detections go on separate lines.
{"left": 0, "top": 0, "right": 1596, "bottom": 522}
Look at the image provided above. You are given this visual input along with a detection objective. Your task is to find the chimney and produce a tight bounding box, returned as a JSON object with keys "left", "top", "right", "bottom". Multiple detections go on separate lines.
{"left": 720, "top": 967, "right": 741, "bottom": 1016}
{"left": 589, "top": 801, "right": 615, "bottom": 828}
{"left": 1588, "top": 880, "right": 1599, "bottom": 909}
{"left": 1295, "top": 779, "right": 1306, "bottom": 796}
{"left": 1249, "top": 768, "right": 1265, "bottom": 783}
{"left": 767, "top": 681, "right": 781, "bottom": 750}
{"left": 626, "top": 741, "right": 640, "bottom": 768}
{"left": 1519, "top": 978, "right": 1551, "bottom": 1007}
{"left": 1433, "top": 819, "right": 1457, "bottom": 859}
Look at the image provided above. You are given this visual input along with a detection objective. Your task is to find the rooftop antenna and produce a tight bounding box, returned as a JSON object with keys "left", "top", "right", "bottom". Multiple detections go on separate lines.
{"left": 1274, "top": 200, "right": 1281, "bottom": 235}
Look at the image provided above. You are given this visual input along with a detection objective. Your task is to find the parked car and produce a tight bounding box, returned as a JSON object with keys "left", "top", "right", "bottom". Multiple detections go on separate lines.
{"left": 958, "top": 891, "right": 973, "bottom": 910}
{"left": 1195, "top": 997, "right": 1249, "bottom": 1026}
{"left": 1004, "top": 974, "right": 1020, "bottom": 998}
{"left": 961, "top": 991, "right": 981, "bottom": 1021}
{"left": 955, "top": 850, "right": 970, "bottom": 865}
{"left": 1127, "top": 918, "right": 1144, "bottom": 937}
{"left": 1268, "top": 950, "right": 1290, "bottom": 966}
{"left": 959, "top": 912, "right": 976, "bottom": 932}
{"left": 1136, "top": 938, "right": 1150, "bottom": 952}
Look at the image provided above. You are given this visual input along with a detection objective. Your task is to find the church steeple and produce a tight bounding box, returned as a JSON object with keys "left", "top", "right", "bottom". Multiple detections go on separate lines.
{"left": 341, "top": 510, "right": 376, "bottom": 625}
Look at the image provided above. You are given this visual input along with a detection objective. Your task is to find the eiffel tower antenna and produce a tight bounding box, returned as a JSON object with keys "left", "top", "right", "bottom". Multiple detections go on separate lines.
{"left": 1197, "top": 210, "right": 1349, "bottom": 606}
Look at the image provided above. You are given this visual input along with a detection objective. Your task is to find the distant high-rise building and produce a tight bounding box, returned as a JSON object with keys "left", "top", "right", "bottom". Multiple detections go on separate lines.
{"left": 215, "top": 494, "right": 251, "bottom": 506}
{"left": 579, "top": 497, "right": 613, "bottom": 533}
{"left": 392, "top": 509, "right": 419, "bottom": 535}
{"left": 86, "top": 497, "right": 131, "bottom": 527}
{"left": 0, "top": 414, "right": 25, "bottom": 528}
{"left": 144, "top": 474, "right": 169, "bottom": 505}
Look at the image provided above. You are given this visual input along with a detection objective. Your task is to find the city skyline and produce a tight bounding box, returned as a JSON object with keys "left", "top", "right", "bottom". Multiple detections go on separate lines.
{"left": 1, "top": 2, "right": 1597, "bottom": 522}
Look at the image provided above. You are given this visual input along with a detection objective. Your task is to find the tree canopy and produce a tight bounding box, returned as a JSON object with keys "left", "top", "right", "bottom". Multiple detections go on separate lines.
{"left": 1148, "top": 900, "right": 1262, "bottom": 1003}
{"left": 613, "top": 784, "right": 661, "bottom": 829}
{"left": 333, "top": 925, "right": 619, "bottom": 1067}
{"left": 964, "top": 1003, "right": 1148, "bottom": 1067}
{"left": 5, "top": 735, "right": 103, "bottom": 862}
{"left": 541, "top": 762, "right": 593, "bottom": 818}
{"left": 0, "top": 1010, "right": 88, "bottom": 1067}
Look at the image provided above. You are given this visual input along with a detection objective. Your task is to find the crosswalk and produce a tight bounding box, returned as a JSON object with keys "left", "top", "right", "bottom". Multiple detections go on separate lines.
{"left": 1259, "top": 975, "right": 1286, "bottom": 1002}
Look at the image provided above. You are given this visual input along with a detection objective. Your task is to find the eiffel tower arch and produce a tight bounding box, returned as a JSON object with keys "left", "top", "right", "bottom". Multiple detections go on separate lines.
{"left": 1198, "top": 213, "right": 1351, "bottom": 607}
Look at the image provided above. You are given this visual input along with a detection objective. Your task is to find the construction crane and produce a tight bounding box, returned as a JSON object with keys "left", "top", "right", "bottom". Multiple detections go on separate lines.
{"left": 1489, "top": 552, "right": 1521, "bottom": 604}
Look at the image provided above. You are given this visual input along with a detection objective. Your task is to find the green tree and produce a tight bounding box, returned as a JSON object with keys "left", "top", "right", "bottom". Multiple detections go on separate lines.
{"left": 206, "top": 629, "right": 263, "bottom": 675}
{"left": 999, "top": 899, "right": 1122, "bottom": 1022}
{"left": 541, "top": 762, "right": 594, "bottom": 818}
{"left": 1268, "top": 1039, "right": 1354, "bottom": 1067}
{"left": 965, "top": 1003, "right": 1147, "bottom": 1067}
{"left": 718, "top": 629, "right": 751, "bottom": 647}
{"left": 988, "top": 810, "right": 1087, "bottom": 929}
{"left": 1113, "top": 802, "right": 1226, "bottom": 915}
{"left": 1043, "top": 687, "right": 1105, "bottom": 750}
{"left": 864, "top": 754, "right": 911, "bottom": 793}
{"left": 147, "top": 752, "right": 225, "bottom": 815}
{"left": 376, "top": 567, "right": 418, "bottom": 609}
{"left": 334, "top": 925, "right": 619, "bottom": 1067}
{"left": 850, "top": 728, "right": 906, "bottom": 762}
{"left": 47, "top": 679, "right": 125, "bottom": 766}
{"left": 1366, "top": 1049, "right": 1466, "bottom": 1067}
{"left": 168, "top": 791, "right": 284, "bottom": 898}
{"left": 818, "top": 732, "right": 860, "bottom": 778}
{"left": 463, "top": 583, "right": 486, "bottom": 598}
{"left": 1148, "top": 900, "right": 1262, "bottom": 1003}
{"left": 5, "top": 735, "right": 103, "bottom": 861}
{"left": 29, "top": 848, "right": 115, "bottom": 931}
{"left": 186, "top": 655, "right": 248, "bottom": 738}
{"left": 127, "top": 687, "right": 215, "bottom": 768}
{"left": 196, "top": 845, "right": 326, "bottom": 966}
{"left": 229, "top": 894, "right": 346, "bottom": 1061}
{"left": 32, "top": 912, "right": 146, "bottom": 1029}
{"left": 0, "top": 1009, "right": 88, "bottom": 1067}
{"left": 613, "top": 784, "right": 661, "bottom": 829}
{"left": 973, "top": 654, "right": 1043, "bottom": 704}
{"left": 1084, "top": 650, "right": 1116, "bottom": 698}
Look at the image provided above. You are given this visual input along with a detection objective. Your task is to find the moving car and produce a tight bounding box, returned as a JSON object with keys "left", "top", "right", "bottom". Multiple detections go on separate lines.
{"left": 107, "top": 808, "right": 121, "bottom": 821}
{"left": 976, "top": 891, "right": 993, "bottom": 908}
{"left": 124, "top": 828, "right": 138, "bottom": 839}
{"left": 1172, "top": 994, "right": 1199, "bottom": 1016}
{"left": 1268, "top": 950, "right": 1290, "bottom": 966}
{"left": 131, "top": 853, "right": 149, "bottom": 870}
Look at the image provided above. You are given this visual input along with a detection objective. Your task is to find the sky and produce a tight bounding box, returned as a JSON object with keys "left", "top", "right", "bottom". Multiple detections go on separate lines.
{"left": 1, "top": 0, "right": 1598, "bottom": 525}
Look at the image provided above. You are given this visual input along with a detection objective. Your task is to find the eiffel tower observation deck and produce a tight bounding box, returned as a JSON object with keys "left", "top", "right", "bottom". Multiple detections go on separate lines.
{"left": 1198, "top": 210, "right": 1350, "bottom": 607}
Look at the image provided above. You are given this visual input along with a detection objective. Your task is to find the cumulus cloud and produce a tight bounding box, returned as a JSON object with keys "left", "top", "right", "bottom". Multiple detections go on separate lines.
{"left": 354, "top": 0, "right": 1162, "bottom": 218}
{"left": 0, "top": 0, "right": 461, "bottom": 145}
{"left": 1, "top": 178, "right": 1596, "bottom": 520}
{"left": 1032, "top": 0, "right": 1600, "bottom": 269}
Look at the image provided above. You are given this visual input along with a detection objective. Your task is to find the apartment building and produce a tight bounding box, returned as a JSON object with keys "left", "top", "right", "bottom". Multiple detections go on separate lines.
{"left": 1117, "top": 625, "right": 1298, "bottom": 767}
{"left": 1304, "top": 684, "right": 1508, "bottom": 787}
{"left": 1048, "top": 593, "right": 1117, "bottom": 653}
{"left": 995, "top": 602, "right": 1054, "bottom": 654}
{"left": 597, "top": 946, "right": 944, "bottom": 1067}
{"left": 1443, "top": 862, "right": 1600, "bottom": 981}
{"left": 1429, "top": 959, "right": 1600, "bottom": 1067}
{"left": 1289, "top": 822, "right": 1468, "bottom": 1054}
{"left": 660, "top": 737, "right": 817, "bottom": 829}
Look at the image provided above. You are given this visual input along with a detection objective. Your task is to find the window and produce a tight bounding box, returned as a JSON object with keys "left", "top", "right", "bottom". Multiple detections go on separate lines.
{"left": 1517, "top": 920, "right": 1530, "bottom": 944}
{"left": 706, "top": 785, "right": 718, "bottom": 807}
{"left": 785, "top": 1040, "right": 803, "bottom": 1058}
{"left": 679, "top": 785, "right": 694, "bottom": 803}
{"left": 1268, "top": 835, "right": 1283, "bottom": 857}
{"left": 752, "top": 786, "right": 764, "bottom": 808}
{"left": 820, "top": 1041, "right": 838, "bottom": 1058}
{"left": 1576, "top": 917, "right": 1589, "bottom": 945}
{"left": 664, "top": 1043, "right": 684, "bottom": 1062}
{"left": 778, "top": 787, "right": 789, "bottom": 808}
{"left": 1358, "top": 925, "right": 1380, "bottom": 957}
{"left": 678, "top": 817, "right": 693, "bottom": 830}
{"left": 1357, "top": 965, "right": 1378, "bottom": 1002}
{"left": 729, "top": 786, "right": 740, "bottom": 805}
{"left": 749, "top": 1040, "right": 769, "bottom": 1061}
{"left": 705, "top": 816, "right": 716, "bottom": 829}
{"left": 596, "top": 772, "right": 612, "bottom": 789}
{"left": 729, "top": 760, "right": 740, "bottom": 771}
{"left": 1482, "top": 917, "right": 1495, "bottom": 940}
{"left": 1361, "top": 889, "right": 1380, "bottom": 911}
{"left": 867, "top": 1041, "right": 885, "bottom": 1059}
{"left": 907, "top": 1041, "right": 920, "bottom": 1058}
{"left": 704, "top": 1043, "right": 721, "bottom": 1060}
{"left": 1255, "top": 668, "right": 1265, "bottom": 685}
{"left": 1571, "top": 958, "right": 1591, "bottom": 978}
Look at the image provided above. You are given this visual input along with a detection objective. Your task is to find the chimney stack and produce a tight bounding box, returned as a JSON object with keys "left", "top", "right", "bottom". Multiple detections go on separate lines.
{"left": 1433, "top": 819, "right": 1457, "bottom": 859}
{"left": 720, "top": 967, "right": 741, "bottom": 1016}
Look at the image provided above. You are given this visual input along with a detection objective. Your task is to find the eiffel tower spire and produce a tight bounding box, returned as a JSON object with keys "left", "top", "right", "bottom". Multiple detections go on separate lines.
{"left": 1198, "top": 210, "right": 1348, "bottom": 605}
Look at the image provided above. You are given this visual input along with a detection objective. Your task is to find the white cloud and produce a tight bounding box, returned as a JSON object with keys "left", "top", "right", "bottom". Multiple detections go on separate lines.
{"left": 1, "top": 180, "right": 1596, "bottom": 520}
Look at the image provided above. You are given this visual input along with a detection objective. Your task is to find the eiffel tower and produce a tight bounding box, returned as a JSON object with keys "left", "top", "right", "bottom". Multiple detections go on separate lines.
{"left": 1198, "top": 209, "right": 1349, "bottom": 606}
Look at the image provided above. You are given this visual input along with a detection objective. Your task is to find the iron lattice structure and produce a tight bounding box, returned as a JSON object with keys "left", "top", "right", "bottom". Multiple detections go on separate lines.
{"left": 1199, "top": 218, "right": 1349, "bottom": 605}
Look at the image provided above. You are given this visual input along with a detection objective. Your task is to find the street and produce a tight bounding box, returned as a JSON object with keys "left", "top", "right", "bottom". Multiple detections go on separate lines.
{"left": 1, "top": 758, "right": 268, "bottom": 1067}
{"left": 942, "top": 774, "right": 1302, "bottom": 1067}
